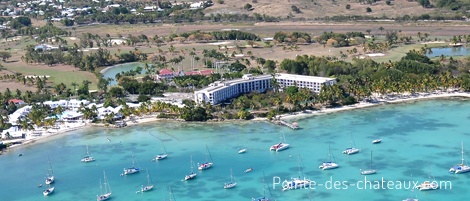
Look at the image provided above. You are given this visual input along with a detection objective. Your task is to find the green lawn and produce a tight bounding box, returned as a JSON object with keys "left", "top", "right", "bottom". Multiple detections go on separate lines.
{"left": 4, "top": 64, "right": 98, "bottom": 90}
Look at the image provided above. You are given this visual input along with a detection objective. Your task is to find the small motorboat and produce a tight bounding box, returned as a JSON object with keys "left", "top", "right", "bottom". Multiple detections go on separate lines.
{"left": 245, "top": 167, "right": 253, "bottom": 173}
{"left": 238, "top": 149, "right": 247, "bottom": 154}
{"left": 372, "top": 139, "right": 382, "bottom": 144}
{"left": 19, "top": 153, "right": 23, "bottom": 157}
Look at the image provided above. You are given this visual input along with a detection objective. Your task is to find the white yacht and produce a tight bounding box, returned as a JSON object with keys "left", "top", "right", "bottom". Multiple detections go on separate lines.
{"left": 361, "top": 151, "right": 378, "bottom": 175}
{"left": 319, "top": 143, "right": 339, "bottom": 170}
{"left": 97, "top": 171, "right": 112, "bottom": 201}
{"left": 140, "top": 170, "right": 154, "bottom": 192}
{"left": 270, "top": 142, "right": 290, "bottom": 152}
{"left": 342, "top": 133, "right": 360, "bottom": 155}
{"left": 282, "top": 177, "right": 312, "bottom": 191}
{"left": 45, "top": 159, "right": 55, "bottom": 185}
{"left": 185, "top": 156, "right": 197, "bottom": 181}
{"left": 155, "top": 142, "right": 169, "bottom": 161}
{"left": 238, "top": 148, "right": 247, "bottom": 154}
{"left": 372, "top": 139, "right": 382, "bottom": 144}
{"left": 449, "top": 142, "right": 470, "bottom": 174}
{"left": 123, "top": 153, "right": 140, "bottom": 175}
{"left": 43, "top": 186, "right": 54, "bottom": 196}
{"left": 198, "top": 145, "right": 214, "bottom": 170}
{"left": 81, "top": 145, "right": 95, "bottom": 163}
{"left": 223, "top": 168, "right": 237, "bottom": 189}
{"left": 416, "top": 181, "right": 438, "bottom": 191}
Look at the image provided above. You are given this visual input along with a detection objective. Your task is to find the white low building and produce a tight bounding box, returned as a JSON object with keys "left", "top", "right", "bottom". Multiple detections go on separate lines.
{"left": 275, "top": 73, "right": 336, "bottom": 93}
{"left": 194, "top": 73, "right": 336, "bottom": 104}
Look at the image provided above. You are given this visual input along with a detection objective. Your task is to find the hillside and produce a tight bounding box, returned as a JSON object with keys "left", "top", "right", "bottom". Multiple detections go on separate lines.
{"left": 202, "top": 0, "right": 462, "bottom": 19}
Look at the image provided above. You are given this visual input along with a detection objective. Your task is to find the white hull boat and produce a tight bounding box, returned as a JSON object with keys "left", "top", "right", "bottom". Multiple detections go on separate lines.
{"left": 449, "top": 142, "right": 470, "bottom": 174}
{"left": 270, "top": 143, "right": 289, "bottom": 152}
{"left": 97, "top": 171, "right": 112, "bottom": 201}
{"left": 282, "top": 177, "right": 311, "bottom": 191}
{"left": 360, "top": 151, "right": 378, "bottom": 175}
{"left": 45, "top": 176, "right": 54, "bottom": 185}
{"left": 372, "top": 139, "right": 382, "bottom": 144}
{"left": 43, "top": 187, "right": 54, "bottom": 196}
{"left": 416, "top": 181, "right": 438, "bottom": 191}
{"left": 185, "top": 172, "right": 197, "bottom": 180}
{"left": 198, "top": 162, "right": 213, "bottom": 170}
{"left": 81, "top": 145, "right": 95, "bottom": 162}
{"left": 342, "top": 147, "right": 360, "bottom": 155}
{"left": 238, "top": 149, "right": 247, "bottom": 154}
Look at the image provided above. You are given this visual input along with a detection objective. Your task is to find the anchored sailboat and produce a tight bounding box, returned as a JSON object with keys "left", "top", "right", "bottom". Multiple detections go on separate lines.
{"left": 155, "top": 141, "right": 168, "bottom": 161}
{"left": 223, "top": 168, "right": 237, "bottom": 189}
{"left": 361, "top": 150, "right": 378, "bottom": 175}
{"left": 43, "top": 185, "right": 54, "bottom": 196}
{"left": 319, "top": 143, "right": 339, "bottom": 170}
{"left": 416, "top": 164, "right": 439, "bottom": 191}
{"left": 449, "top": 141, "right": 470, "bottom": 174}
{"left": 81, "top": 145, "right": 95, "bottom": 163}
{"left": 252, "top": 171, "right": 272, "bottom": 201}
{"left": 283, "top": 155, "right": 312, "bottom": 191}
{"left": 45, "top": 158, "right": 55, "bottom": 185}
{"left": 343, "top": 133, "right": 360, "bottom": 155}
{"left": 270, "top": 132, "right": 289, "bottom": 152}
{"left": 198, "top": 145, "right": 214, "bottom": 170}
{"left": 184, "top": 155, "right": 197, "bottom": 181}
{"left": 140, "top": 170, "right": 154, "bottom": 192}
{"left": 123, "top": 152, "right": 140, "bottom": 175}
{"left": 97, "top": 171, "right": 112, "bottom": 201}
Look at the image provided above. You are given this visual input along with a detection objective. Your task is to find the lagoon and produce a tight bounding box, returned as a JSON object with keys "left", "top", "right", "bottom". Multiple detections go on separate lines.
{"left": 426, "top": 47, "right": 470, "bottom": 58}
{"left": 1, "top": 99, "right": 470, "bottom": 201}
{"left": 101, "top": 62, "right": 148, "bottom": 85}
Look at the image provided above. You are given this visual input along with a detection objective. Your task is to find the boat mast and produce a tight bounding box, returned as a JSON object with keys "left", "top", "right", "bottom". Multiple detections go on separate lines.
{"left": 461, "top": 141, "right": 465, "bottom": 165}
{"left": 206, "top": 145, "right": 214, "bottom": 163}
{"left": 190, "top": 155, "right": 194, "bottom": 172}
{"left": 230, "top": 168, "right": 233, "bottom": 183}
{"left": 103, "top": 170, "right": 111, "bottom": 194}
{"left": 370, "top": 151, "right": 373, "bottom": 169}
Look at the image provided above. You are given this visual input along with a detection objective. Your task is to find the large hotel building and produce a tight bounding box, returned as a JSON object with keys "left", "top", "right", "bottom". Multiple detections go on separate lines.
{"left": 194, "top": 73, "right": 337, "bottom": 104}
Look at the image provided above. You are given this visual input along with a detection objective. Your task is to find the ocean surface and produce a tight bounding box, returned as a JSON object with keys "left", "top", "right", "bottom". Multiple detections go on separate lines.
{"left": 1, "top": 99, "right": 470, "bottom": 201}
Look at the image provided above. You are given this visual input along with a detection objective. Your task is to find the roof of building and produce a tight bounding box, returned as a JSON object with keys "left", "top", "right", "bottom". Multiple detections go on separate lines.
{"left": 8, "top": 99, "right": 24, "bottom": 104}
{"left": 275, "top": 73, "right": 336, "bottom": 83}
{"left": 199, "top": 69, "right": 213, "bottom": 75}
{"left": 196, "top": 74, "right": 272, "bottom": 93}
{"left": 159, "top": 68, "right": 174, "bottom": 75}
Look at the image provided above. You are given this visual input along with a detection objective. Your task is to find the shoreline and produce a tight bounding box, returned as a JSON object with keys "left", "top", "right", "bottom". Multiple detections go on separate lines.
{"left": 99, "top": 61, "right": 142, "bottom": 74}
{"left": 277, "top": 91, "right": 470, "bottom": 121}
{"left": 2, "top": 90, "right": 469, "bottom": 153}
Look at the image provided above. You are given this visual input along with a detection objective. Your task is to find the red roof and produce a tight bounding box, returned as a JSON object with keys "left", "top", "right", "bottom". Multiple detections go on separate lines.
{"left": 159, "top": 68, "right": 174, "bottom": 75}
{"left": 199, "top": 70, "right": 213, "bottom": 75}
{"left": 184, "top": 71, "right": 200, "bottom": 76}
{"left": 8, "top": 99, "right": 24, "bottom": 104}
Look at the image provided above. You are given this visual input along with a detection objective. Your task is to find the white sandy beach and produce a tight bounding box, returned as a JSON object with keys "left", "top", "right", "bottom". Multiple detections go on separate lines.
{"left": 278, "top": 90, "right": 470, "bottom": 121}
{"left": 2, "top": 90, "right": 470, "bottom": 152}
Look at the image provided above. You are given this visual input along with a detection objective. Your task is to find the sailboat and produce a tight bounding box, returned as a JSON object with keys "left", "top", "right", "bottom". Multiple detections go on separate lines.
{"left": 155, "top": 142, "right": 168, "bottom": 161}
{"left": 449, "top": 141, "right": 470, "bottom": 174}
{"left": 270, "top": 132, "right": 289, "bottom": 152}
{"left": 415, "top": 164, "right": 439, "bottom": 191}
{"left": 97, "top": 171, "right": 112, "bottom": 201}
{"left": 123, "top": 152, "right": 140, "bottom": 175}
{"left": 184, "top": 155, "right": 197, "bottom": 181}
{"left": 319, "top": 143, "right": 339, "bottom": 170}
{"left": 223, "top": 168, "right": 237, "bottom": 189}
{"left": 81, "top": 145, "right": 95, "bottom": 163}
{"left": 283, "top": 155, "right": 312, "bottom": 191}
{"left": 45, "top": 159, "right": 55, "bottom": 185}
{"left": 43, "top": 185, "right": 54, "bottom": 196}
{"left": 343, "top": 133, "right": 360, "bottom": 155}
{"left": 361, "top": 151, "right": 378, "bottom": 175}
{"left": 198, "top": 145, "right": 214, "bottom": 170}
{"left": 252, "top": 172, "right": 272, "bottom": 201}
{"left": 140, "top": 170, "right": 154, "bottom": 192}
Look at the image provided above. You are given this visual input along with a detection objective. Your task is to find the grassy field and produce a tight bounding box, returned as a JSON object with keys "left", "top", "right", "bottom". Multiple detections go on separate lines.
{"left": 2, "top": 20, "right": 468, "bottom": 93}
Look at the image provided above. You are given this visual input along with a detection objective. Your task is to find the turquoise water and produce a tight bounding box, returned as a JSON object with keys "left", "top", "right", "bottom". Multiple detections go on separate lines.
{"left": 1, "top": 99, "right": 470, "bottom": 201}
{"left": 426, "top": 47, "right": 470, "bottom": 58}
{"left": 102, "top": 62, "right": 148, "bottom": 85}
